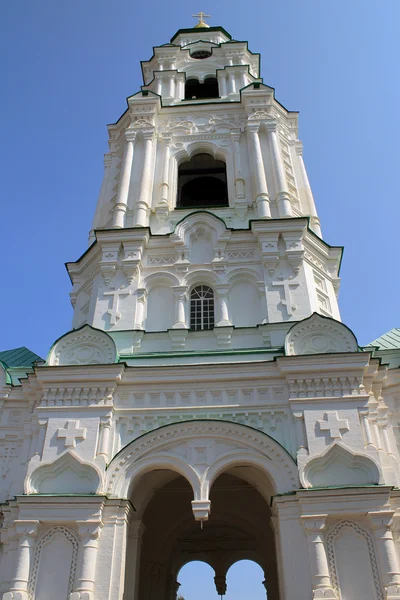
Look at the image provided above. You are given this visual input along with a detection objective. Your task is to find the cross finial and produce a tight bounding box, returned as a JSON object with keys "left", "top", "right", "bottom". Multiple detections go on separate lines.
{"left": 192, "top": 11, "right": 211, "bottom": 28}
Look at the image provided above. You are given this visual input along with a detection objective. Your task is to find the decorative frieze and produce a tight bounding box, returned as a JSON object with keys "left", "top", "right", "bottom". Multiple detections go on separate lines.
{"left": 287, "top": 376, "right": 362, "bottom": 399}
{"left": 39, "top": 387, "right": 115, "bottom": 407}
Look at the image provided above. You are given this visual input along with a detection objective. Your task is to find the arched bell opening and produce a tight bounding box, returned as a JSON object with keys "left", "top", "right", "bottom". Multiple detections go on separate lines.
{"left": 184, "top": 77, "right": 219, "bottom": 100}
{"left": 177, "top": 153, "right": 229, "bottom": 209}
{"left": 226, "top": 560, "right": 267, "bottom": 600}
{"left": 178, "top": 561, "right": 218, "bottom": 600}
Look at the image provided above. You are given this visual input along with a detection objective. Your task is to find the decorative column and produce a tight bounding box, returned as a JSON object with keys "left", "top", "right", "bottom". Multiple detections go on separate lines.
{"left": 155, "top": 75, "right": 163, "bottom": 96}
{"left": 368, "top": 511, "right": 400, "bottom": 596}
{"left": 134, "top": 288, "right": 147, "bottom": 330}
{"left": 246, "top": 123, "right": 271, "bottom": 218}
{"left": 97, "top": 414, "right": 112, "bottom": 462}
{"left": 215, "top": 285, "right": 231, "bottom": 326}
{"left": 158, "top": 136, "right": 171, "bottom": 207}
{"left": 301, "top": 515, "right": 337, "bottom": 598}
{"left": 266, "top": 120, "right": 293, "bottom": 217}
{"left": 231, "top": 130, "right": 245, "bottom": 200}
{"left": 168, "top": 74, "right": 176, "bottom": 101}
{"left": 227, "top": 69, "right": 237, "bottom": 95}
{"left": 238, "top": 69, "right": 247, "bottom": 90}
{"left": 112, "top": 130, "right": 135, "bottom": 228}
{"left": 293, "top": 411, "right": 308, "bottom": 456}
{"left": 134, "top": 129, "right": 155, "bottom": 227}
{"left": 295, "top": 141, "right": 322, "bottom": 236}
{"left": 359, "top": 408, "right": 375, "bottom": 448}
{"left": 70, "top": 522, "right": 102, "bottom": 600}
{"left": 89, "top": 154, "right": 112, "bottom": 244}
{"left": 128, "top": 521, "right": 145, "bottom": 600}
{"left": 3, "top": 521, "right": 39, "bottom": 600}
{"left": 172, "top": 286, "right": 188, "bottom": 329}
{"left": 218, "top": 72, "right": 227, "bottom": 97}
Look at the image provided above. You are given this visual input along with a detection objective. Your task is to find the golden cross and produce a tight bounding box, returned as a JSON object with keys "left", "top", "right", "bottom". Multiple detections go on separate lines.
{"left": 192, "top": 11, "right": 211, "bottom": 28}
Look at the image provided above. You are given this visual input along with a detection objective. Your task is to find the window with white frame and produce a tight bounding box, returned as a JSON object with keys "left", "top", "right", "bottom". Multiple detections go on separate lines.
{"left": 190, "top": 285, "right": 215, "bottom": 331}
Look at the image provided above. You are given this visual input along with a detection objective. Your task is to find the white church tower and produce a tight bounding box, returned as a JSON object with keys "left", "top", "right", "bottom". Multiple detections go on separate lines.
{"left": 2, "top": 16, "right": 400, "bottom": 600}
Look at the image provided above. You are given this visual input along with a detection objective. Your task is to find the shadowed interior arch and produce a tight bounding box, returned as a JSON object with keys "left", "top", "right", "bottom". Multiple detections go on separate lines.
{"left": 177, "top": 153, "right": 228, "bottom": 208}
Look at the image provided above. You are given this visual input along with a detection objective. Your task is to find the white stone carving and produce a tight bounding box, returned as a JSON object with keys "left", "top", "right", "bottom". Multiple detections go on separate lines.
{"left": 318, "top": 412, "right": 350, "bottom": 440}
{"left": 285, "top": 313, "right": 358, "bottom": 356}
{"left": 302, "top": 443, "right": 381, "bottom": 488}
{"left": 105, "top": 420, "right": 300, "bottom": 500}
{"left": 47, "top": 325, "right": 116, "bottom": 365}
{"left": 326, "top": 521, "right": 383, "bottom": 600}
{"left": 56, "top": 420, "right": 87, "bottom": 448}
{"left": 29, "top": 526, "right": 79, "bottom": 600}
{"left": 26, "top": 451, "right": 102, "bottom": 494}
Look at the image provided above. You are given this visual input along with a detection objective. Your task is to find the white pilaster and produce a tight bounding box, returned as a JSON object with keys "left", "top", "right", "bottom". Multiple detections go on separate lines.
{"left": 301, "top": 515, "right": 337, "bottom": 598}
{"left": 295, "top": 141, "right": 322, "bottom": 237}
{"left": 97, "top": 414, "right": 113, "bottom": 462}
{"left": 266, "top": 120, "right": 293, "bottom": 218}
{"left": 134, "top": 288, "right": 148, "bottom": 330}
{"left": 368, "top": 511, "right": 400, "bottom": 597}
{"left": 231, "top": 130, "right": 245, "bottom": 200}
{"left": 246, "top": 123, "right": 271, "bottom": 218}
{"left": 70, "top": 522, "right": 102, "bottom": 600}
{"left": 134, "top": 130, "right": 155, "bottom": 227}
{"left": 2, "top": 521, "right": 38, "bottom": 600}
{"left": 215, "top": 285, "right": 231, "bottom": 326}
{"left": 172, "top": 286, "right": 188, "bottom": 329}
{"left": 112, "top": 131, "right": 135, "bottom": 228}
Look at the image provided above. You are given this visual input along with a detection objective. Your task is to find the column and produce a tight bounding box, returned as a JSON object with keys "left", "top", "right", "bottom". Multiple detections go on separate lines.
{"left": 158, "top": 137, "right": 171, "bottom": 207}
{"left": 3, "top": 521, "right": 39, "bottom": 600}
{"left": 359, "top": 408, "right": 375, "bottom": 448}
{"left": 70, "top": 522, "right": 102, "bottom": 600}
{"left": 295, "top": 142, "right": 322, "bottom": 237}
{"left": 368, "top": 511, "right": 400, "bottom": 593}
{"left": 167, "top": 74, "right": 175, "bottom": 100}
{"left": 239, "top": 70, "right": 247, "bottom": 90}
{"left": 215, "top": 285, "right": 231, "bottom": 326}
{"left": 176, "top": 76, "right": 185, "bottom": 101}
{"left": 134, "top": 129, "right": 154, "bottom": 227}
{"left": 126, "top": 520, "right": 145, "bottom": 600}
{"left": 112, "top": 131, "right": 135, "bottom": 228}
{"left": 89, "top": 154, "right": 112, "bottom": 244}
{"left": 172, "top": 286, "right": 188, "bottom": 329}
{"left": 134, "top": 288, "right": 147, "bottom": 329}
{"left": 246, "top": 123, "right": 271, "bottom": 218}
{"left": 231, "top": 130, "right": 245, "bottom": 199}
{"left": 155, "top": 76, "right": 162, "bottom": 96}
{"left": 293, "top": 411, "right": 308, "bottom": 456}
{"left": 266, "top": 120, "right": 293, "bottom": 217}
{"left": 301, "top": 515, "right": 337, "bottom": 598}
{"left": 218, "top": 72, "right": 227, "bottom": 97}
{"left": 97, "top": 414, "right": 112, "bottom": 462}
{"left": 228, "top": 69, "right": 237, "bottom": 95}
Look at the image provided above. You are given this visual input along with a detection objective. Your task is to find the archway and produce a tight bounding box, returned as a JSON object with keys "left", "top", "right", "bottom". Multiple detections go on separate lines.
{"left": 106, "top": 420, "right": 299, "bottom": 600}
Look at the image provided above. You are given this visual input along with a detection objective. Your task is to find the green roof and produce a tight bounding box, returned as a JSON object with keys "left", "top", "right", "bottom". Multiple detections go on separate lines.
{"left": 0, "top": 347, "right": 44, "bottom": 368}
{"left": 369, "top": 329, "right": 400, "bottom": 350}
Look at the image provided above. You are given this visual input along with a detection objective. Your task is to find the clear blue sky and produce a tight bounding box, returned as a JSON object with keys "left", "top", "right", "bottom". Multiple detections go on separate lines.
{"left": 1, "top": 0, "right": 400, "bottom": 360}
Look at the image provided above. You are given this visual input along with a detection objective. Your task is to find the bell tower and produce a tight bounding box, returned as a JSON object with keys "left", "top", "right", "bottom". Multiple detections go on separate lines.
{"left": 67, "top": 17, "right": 341, "bottom": 359}
{"left": 5, "top": 18, "right": 400, "bottom": 600}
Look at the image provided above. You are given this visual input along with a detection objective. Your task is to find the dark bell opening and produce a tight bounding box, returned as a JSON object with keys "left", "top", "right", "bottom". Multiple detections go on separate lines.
{"left": 177, "top": 153, "right": 229, "bottom": 208}
{"left": 185, "top": 77, "right": 219, "bottom": 100}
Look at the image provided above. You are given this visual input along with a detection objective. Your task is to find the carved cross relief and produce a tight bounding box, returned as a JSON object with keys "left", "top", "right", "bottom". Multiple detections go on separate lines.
{"left": 272, "top": 277, "right": 299, "bottom": 317}
{"left": 318, "top": 412, "right": 350, "bottom": 440}
{"left": 57, "top": 420, "right": 87, "bottom": 448}
{"left": 104, "top": 287, "right": 131, "bottom": 325}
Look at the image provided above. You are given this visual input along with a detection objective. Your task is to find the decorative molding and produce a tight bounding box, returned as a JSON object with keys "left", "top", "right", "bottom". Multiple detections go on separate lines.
{"left": 285, "top": 314, "right": 358, "bottom": 356}
{"left": 40, "top": 386, "right": 115, "bottom": 407}
{"left": 326, "top": 521, "right": 383, "bottom": 600}
{"left": 47, "top": 326, "right": 116, "bottom": 366}
{"left": 287, "top": 376, "right": 362, "bottom": 399}
{"left": 29, "top": 526, "right": 79, "bottom": 600}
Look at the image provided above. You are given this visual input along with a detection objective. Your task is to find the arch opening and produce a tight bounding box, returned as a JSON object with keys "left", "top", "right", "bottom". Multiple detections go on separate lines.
{"left": 123, "top": 467, "right": 279, "bottom": 600}
{"left": 177, "top": 154, "right": 228, "bottom": 209}
{"left": 185, "top": 77, "right": 219, "bottom": 100}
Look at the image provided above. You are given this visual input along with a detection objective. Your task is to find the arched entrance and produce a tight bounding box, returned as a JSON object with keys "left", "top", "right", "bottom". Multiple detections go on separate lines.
{"left": 105, "top": 420, "right": 300, "bottom": 600}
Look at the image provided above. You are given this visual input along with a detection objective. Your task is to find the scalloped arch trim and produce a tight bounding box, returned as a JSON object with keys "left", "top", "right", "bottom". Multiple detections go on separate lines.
{"left": 285, "top": 313, "right": 358, "bottom": 356}
{"left": 47, "top": 324, "right": 117, "bottom": 366}
{"left": 26, "top": 451, "right": 102, "bottom": 494}
{"left": 302, "top": 443, "right": 381, "bottom": 488}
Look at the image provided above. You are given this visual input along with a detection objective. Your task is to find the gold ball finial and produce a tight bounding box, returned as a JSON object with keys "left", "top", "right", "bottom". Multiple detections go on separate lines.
{"left": 192, "top": 11, "right": 211, "bottom": 28}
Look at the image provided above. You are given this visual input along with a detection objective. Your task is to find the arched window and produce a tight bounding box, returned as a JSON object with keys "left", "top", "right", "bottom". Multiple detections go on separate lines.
{"left": 185, "top": 77, "right": 219, "bottom": 100}
{"left": 177, "top": 153, "right": 228, "bottom": 208}
{"left": 190, "top": 285, "right": 214, "bottom": 331}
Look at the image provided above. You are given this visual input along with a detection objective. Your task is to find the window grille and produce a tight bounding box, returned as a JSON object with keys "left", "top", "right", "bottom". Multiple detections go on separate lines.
{"left": 190, "top": 286, "right": 215, "bottom": 331}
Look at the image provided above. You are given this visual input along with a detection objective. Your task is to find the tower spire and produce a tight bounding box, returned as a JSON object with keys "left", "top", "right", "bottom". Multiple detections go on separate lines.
{"left": 192, "top": 11, "right": 211, "bottom": 28}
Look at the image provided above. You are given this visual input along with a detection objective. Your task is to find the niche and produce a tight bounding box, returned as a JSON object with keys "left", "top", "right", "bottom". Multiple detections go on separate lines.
{"left": 177, "top": 153, "right": 228, "bottom": 208}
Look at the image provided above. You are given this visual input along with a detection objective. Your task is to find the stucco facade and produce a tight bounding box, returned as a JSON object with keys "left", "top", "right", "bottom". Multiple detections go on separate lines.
{"left": 1, "top": 20, "right": 400, "bottom": 600}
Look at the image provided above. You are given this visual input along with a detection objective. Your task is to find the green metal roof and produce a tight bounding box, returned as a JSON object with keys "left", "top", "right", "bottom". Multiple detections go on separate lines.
{"left": 369, "top": 329, "right": 400, "bottom": 350}
{"left": 0, "top": 347, "right": 44, "bottom": 368}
